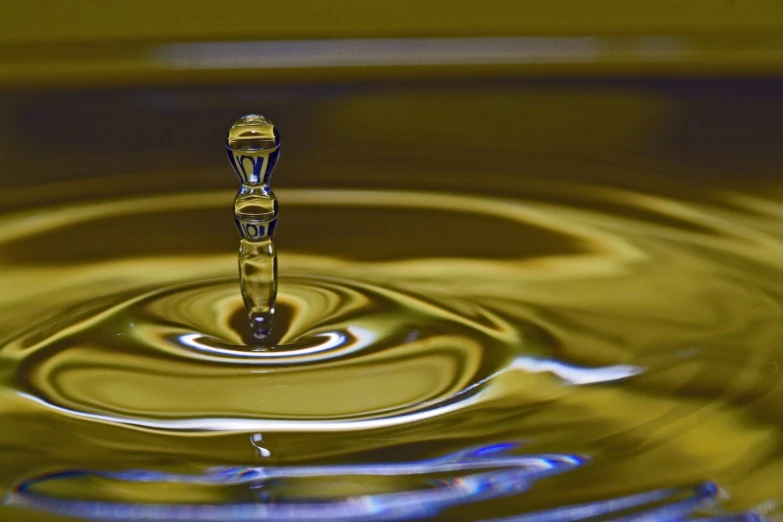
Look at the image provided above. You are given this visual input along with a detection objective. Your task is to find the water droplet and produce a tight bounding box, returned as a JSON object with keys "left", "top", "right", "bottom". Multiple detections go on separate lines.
{"left": 226, "top": 114, "right": 281, "bottom": 340}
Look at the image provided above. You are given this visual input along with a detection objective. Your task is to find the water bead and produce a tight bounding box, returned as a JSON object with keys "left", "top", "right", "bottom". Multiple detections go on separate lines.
{"left": 226, "top": 114, "right": 281, "bottom": 340}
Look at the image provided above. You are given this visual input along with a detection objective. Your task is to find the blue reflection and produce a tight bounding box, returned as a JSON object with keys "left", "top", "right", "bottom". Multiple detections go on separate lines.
{"left": 7, "top": 442, "right": 582, "bottom": 520}
{"left": 5, "top": 443, "right": 770, "bottom": 521}
{"left": 490, "top": 481, "right": 769, "bottom": 522}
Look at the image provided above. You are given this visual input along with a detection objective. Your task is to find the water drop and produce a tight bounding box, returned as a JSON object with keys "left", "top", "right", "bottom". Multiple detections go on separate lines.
{"left": 226, "top": 114, "right": 281, "bottom": 340}
{"left": 250, "top": 433, "right": 272, "bottom": 459}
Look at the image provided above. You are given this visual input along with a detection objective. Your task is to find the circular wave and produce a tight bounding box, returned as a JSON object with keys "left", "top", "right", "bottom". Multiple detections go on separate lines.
{"left": 3, "top": 275, "right": 530, "bottom": 431}
{"left": 1, "top": 185, "right": 782, "bottom": 519}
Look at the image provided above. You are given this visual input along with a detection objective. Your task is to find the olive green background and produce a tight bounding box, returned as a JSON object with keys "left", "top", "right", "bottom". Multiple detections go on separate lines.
{"left": 2, "top": 1, "right": 783, "bottom": 88}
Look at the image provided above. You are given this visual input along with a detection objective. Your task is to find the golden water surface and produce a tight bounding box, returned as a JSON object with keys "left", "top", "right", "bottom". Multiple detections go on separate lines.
{"left": 1, "top": 77, "right": 782, "bottom": 520}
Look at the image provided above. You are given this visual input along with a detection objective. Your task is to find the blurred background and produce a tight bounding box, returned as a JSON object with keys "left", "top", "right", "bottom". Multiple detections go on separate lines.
{"left": 2, "top": 0, "right": 783, "bottom": 199}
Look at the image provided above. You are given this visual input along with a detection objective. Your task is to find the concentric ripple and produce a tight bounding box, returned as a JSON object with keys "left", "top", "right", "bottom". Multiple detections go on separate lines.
{"left": 4, "top": 275, "right": 524, "bottom": 430}
{"left": 1, "top": 183, "right": 782, "bottom": 520}
{"left": 6, "top": 443, "right": 586, "bottom": 521}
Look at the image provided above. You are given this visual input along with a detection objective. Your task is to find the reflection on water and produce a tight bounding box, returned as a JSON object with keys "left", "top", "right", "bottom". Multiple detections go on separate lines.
{"left": 0, "top": 183, "right": 780, "bottom": 520}
{"left": 7, "top": 443, "right": 585, "bottom": 521}
{"left": 7, "top": 454, "right": 751, "bottom": 521}
{"left": 1, "top": 79, "right": 783, "bottom": 520}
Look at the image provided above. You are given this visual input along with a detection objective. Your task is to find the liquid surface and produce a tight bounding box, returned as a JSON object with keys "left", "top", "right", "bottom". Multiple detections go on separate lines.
{"left": 1, "top": 79, "right": 783, "bottom": 520}
{"left": 1, "top": 180, "right": 782, "bottom": 520}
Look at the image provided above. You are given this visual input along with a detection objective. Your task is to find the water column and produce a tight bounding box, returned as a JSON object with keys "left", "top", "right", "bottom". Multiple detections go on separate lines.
{"left": 225, "top": 114, "right": 281, "bottom": 340}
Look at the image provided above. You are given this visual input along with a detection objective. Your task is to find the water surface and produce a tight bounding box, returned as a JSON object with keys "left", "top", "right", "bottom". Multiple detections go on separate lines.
{"left": 0, "top": 79, "right": 782, "bottom": 520}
